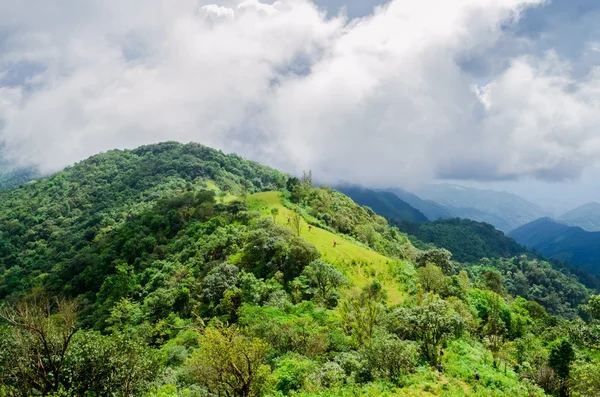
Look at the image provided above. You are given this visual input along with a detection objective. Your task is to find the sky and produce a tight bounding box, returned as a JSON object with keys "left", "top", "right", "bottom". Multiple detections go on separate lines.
{"left": 1, "top": 0, "right": 600, "bottom": 212}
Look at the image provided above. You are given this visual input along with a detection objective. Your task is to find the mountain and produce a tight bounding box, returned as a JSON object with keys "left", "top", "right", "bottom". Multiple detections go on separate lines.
{"left": 395, "top": 218, "right": 527, "bottom": 263}
{"left": 335, "top": 186, "right": 428, "bottom": 223}
{"left": 559, "top": 202, "right": 600, "bottom": 231}
{"left": 0, "top": 166, "right": 38, "bottom": 189}
{"left": 510, "top": 217, "right": 600, "bottom": 275}
{"left": 384, "top": 187, "right": 453, "bottom": 221}
{"left": 0, "top": 141, "right": 597, "bottom": 397}
{"left": 415, "top": 183, "right": 550, "bottom": 232}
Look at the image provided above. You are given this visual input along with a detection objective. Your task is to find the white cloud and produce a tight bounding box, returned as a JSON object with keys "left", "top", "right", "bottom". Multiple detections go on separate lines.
{"left": 200, "top": 4, "right": 235, "bottom": 21}
{"left": 0, "top": 0, "right": 598, "bottom": 187}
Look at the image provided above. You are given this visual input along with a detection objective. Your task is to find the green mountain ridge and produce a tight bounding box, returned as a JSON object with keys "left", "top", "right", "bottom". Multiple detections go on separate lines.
{"left": 0, "top": 142, "right": 598, "bottom": 397}
{"left": 335, "top": 185, "right": 429, "bottom": 223}
{"left": 510, "top": 217, "right": 600, "bottom": 276}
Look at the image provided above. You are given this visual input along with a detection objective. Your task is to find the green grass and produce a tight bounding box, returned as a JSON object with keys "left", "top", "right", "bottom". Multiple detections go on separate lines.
{"left": 248, "top": 191, "right": 405, "bottom": 304}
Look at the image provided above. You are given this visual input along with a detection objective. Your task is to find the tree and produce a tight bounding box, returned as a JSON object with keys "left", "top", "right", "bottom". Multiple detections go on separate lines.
{"left": 300, "top": 259, "right": 347, "bottom": 307}
{"left": 291, "top": 212, "right": 302, "bottom": 237}
{"left": 584, "top": 295, "right": 600, "bottom": 321}
{"left": 482, "top": 271, "right": 503, "bottom": 294}
{"left": 572, "top": 361, "right": 600, "bottom": 397}
{"left": 270, "top": 207, "right": 279, "bottom": 223}
{"left": 188, "top": 324, "right": 274, "bottom": 397}
{"left": 0, "top": 296, "right": 78, "bottom": 396}
{"left": 203, "top": 263, "right": 240, "bottom": 303}
{"left": 549, "top": 339, "right": 575, "bottom": 397}
{"left": 301, "top": 170, "right": 312, "bottom": 187}
{"left": 360, "top": 331, "right": 418, "bottom": 383}
{"left": 483, "top": 293, "right": 506, "bottom": 368}
{"left": 341, "top": 281, "right": 387, "bottom": 345}
{"left": 415, "top": 249, "right": 456, "bottom": 275}
{"left": 417, "top": 263, "right": 446, "bottom": 294}
{"left": 392, "top": 294, "right": 464, "bottom": 365}
{"left": 65, "top": 331, "right": 159, "bottom": 397}
{"left": 0, "top": 296, "right": 158, "bottom": 397}
{"left": 242, "top": 178, "right": 249, "bottom": 201}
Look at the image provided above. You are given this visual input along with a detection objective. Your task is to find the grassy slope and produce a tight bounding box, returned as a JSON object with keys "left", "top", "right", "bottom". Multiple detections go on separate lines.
{"left": 209, "top": 189, "right": 538, "bottom": 396}
{"left": 249, "top": 191, "right": 405, "bottom": 304}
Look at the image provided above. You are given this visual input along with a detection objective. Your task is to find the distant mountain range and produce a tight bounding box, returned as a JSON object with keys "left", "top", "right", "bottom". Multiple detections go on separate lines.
{"left": 558, "top": 202, "right": 600, "bottom": 232}
{"left": 384, "top": 187, "right": 453, "bottom": 221}
{"left": 510, "top": 218, "right": 600, "bottom": 275}
{"left": 338, "top": 183, "right": 551, "bottom": 233}
{"left": 413, "top": 184, "right": 551, "bottom": 232}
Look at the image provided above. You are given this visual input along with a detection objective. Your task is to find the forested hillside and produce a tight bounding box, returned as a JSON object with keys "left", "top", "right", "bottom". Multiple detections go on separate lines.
{"left": 1, "top": 142, "right": 599, "bottom": 397}
{"left": 395, "top": 218, "right": 526, "bottom": 263}
{"left": 510, "top": 218, "right": 600, "bottom": 276}
{"left": 336, "top": 185, "right": 428, "bottom": 223}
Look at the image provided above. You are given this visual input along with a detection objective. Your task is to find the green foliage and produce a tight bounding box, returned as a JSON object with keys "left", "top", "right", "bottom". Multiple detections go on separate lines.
{"left": 340, "top": 281, "right": 387, "bottom": 345}
{"left": 1, "top": 142, "right": 600, "bottom": 397}
{"left": 397, "top": 218, "right": 526, "bottom": 263}
{"left": 296, "top": 259, "right": 347, "bottom": 308}
{"left": 389, "top": 294, "right": 465, "bottom": 365}
{"left": 188, "top": 325, "right": 274, "bottom": 397}
{"left": 510, "top": 217, "right": 600, "bottom": 276}
{"left": 359, "top": 331, "right": 418, "bottom": 383}
{"left": 415, "top": 248, "right": 456, "bottom": 275}
{"left": 548, "top": 339, "right": 575, "bottom": 381}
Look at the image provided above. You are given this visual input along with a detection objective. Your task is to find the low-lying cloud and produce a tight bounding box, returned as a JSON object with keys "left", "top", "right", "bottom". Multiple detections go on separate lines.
{"left": 0, "top": 0, "right": 599, "bottom": 186}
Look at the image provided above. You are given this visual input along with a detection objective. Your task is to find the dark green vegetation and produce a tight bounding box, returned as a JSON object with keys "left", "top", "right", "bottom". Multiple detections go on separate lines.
{"left": 558, "top": 202, "right": 600, "bottom": 232}
{"left": 1, "top": 142, "right": 599, "bottom": 397}
{"left": 510, "top": 218, "right": 600, "bottom": 276}
{"left": 396, "top": 218, "right": 526, "bottom": 263}
{"left": 336, "top": 186, "right": 428, "bottom": 223}
{"left": 414, "top": 184, "right": 550, "bottom": 232}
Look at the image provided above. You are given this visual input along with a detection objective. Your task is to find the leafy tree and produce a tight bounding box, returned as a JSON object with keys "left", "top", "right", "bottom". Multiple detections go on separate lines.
{"left": 415, "top": 249, "right": 456, "bottom": 275}
{"left": 341, "top": 281, "right": 386, "bottom": 345}
{"left": 392, "top": 294, "right": 464, "bottom": 365}
{"left": 359, "top": 331, "right": 418, "bottom": 383}
{"left": 549, "top": 339, "right": 575, "bottom": 397}
{"left": 291, "top": 212, "right": 302, "bottom": 237}
{"left": 572, "top": 361, "right": 600, "bottom": 397}
{"left": 417, "top": 263, "right": 446, "bottom": 294}
{"left": 0, "top": 296, "right": 157, "bottom": 397}
{"left": 188, "top": 324, "right": 274, "bottom": 397}
{"left": 484, "top": 293, "right": 507, "bottom": 367}
{"left": 482, "top": 271, "right": 503, "bottom": 294}
{"left": 65, "top": 331, "right": 159, "bottom": 397}
{"left": 583, "top": 294, "right": 600, "bottom": 321}
{"left": 203, "top": 263, "right": 240, "bottom": 303}
{"left": 299, "top": 259, "right": 347, "bottom": 307}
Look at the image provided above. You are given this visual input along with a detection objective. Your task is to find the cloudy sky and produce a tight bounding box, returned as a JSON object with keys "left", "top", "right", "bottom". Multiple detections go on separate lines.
{"left": 1, "top": 0, "right": 600, "bottom": 212}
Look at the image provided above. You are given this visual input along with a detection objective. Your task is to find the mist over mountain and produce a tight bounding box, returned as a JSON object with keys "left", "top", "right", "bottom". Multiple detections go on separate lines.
{"left": 383, "top": 187, "right": 454, "bottom": 221}
{"left": 558, "top": 202, "right": 600, "bottom": 232}
{"left": 414, "top": 184, "right": 551, "bottom": 232}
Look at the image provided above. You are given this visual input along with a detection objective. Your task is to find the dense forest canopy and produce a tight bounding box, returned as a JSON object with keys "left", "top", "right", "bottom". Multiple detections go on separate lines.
{"left": 0, "top": 142, "right": 599, "bottom": 397}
